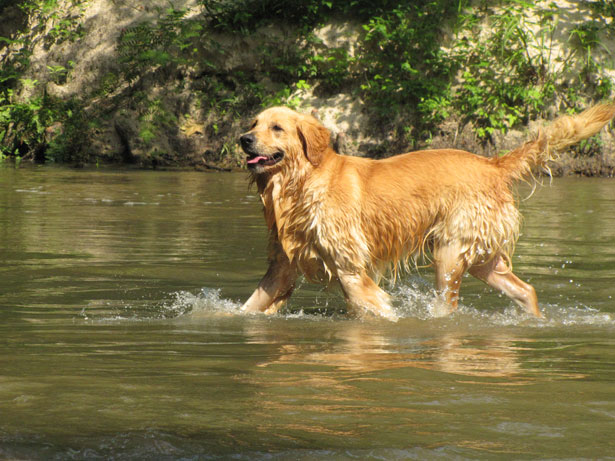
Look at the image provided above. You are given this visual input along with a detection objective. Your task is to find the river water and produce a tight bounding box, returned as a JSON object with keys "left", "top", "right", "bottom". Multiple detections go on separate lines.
{"left": 1, "top": 166, "right": 614, "bottom": 460}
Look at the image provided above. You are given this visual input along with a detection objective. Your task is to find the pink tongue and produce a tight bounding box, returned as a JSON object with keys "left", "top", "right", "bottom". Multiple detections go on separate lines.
{"left": 247, "top": 156, "right": 268, "bottom": 164}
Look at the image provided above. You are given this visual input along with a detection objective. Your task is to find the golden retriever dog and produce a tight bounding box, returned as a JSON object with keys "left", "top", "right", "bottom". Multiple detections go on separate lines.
{"left": 240, "top": 104, "right": 615, "bottom": 320}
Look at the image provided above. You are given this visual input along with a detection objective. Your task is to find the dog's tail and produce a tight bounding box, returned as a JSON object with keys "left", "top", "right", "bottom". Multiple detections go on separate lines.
{"left": 494, "top": 103, "right": 615, "bottom": 180}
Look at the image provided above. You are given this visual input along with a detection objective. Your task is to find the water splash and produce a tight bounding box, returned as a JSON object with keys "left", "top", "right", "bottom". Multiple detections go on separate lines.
{"left": 170, "top": 288, "right": 241, "bottom": 317}
{"left": 81, "top": 282, "right": 614, "bottom": 328}
{"left": 390, "top": 278, "right": 615, "bottom": 329}
{"left": 176, "top": 282, "right": 615, "bottom": 328}
{"left": 79, "top": 289, "right": 241, "bottom": 322}
{"left": 391, "top": 277, "right": 448, "bottom": 320}
{"left": 538, "top": 304, "right": 615, "bottom": 328}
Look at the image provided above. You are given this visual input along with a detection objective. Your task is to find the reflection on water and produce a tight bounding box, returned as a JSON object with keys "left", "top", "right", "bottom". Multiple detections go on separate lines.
{"left": 1, "top": 167, "right": 615, "bottom": 459}
{"left": 240, "top": 319, "right": 584, "bottom": 384}
{"left": 251, "top": 327, "right": 529, "bottom": 383}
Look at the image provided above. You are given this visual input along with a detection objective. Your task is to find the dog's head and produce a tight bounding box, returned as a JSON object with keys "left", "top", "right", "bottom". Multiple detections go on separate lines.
{"left": 240, "top": 107, "right": 331, "bottom": 174}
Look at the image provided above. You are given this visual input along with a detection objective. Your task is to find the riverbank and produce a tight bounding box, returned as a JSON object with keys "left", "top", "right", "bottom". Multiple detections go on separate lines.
{"left": 1, "top": 0, "right": 615, "bottom": 172}
{"left": 3, "top": 122, "right": 615, "bottom": 177}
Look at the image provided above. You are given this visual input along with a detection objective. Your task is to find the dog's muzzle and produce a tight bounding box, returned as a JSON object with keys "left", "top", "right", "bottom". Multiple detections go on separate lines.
{"left": 240, "top": 133, "right": 284, "bottom": 169}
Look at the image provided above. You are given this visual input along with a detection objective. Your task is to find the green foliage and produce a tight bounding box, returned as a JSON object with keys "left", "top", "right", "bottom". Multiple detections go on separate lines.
{"left": 136, "top": 94, "right": 178, "bottom": 146}
{"left": 203, "top": 0, "right": 334, "bottom": 33}
{"left": 44, "top": 99, "right": 93, "bottom": 163}
{"left": 0, "top": 78, "right": 92, "bottom": 162}
{"left": 357, "top": 1, "right": 458, "bottom": 136}
{"left": 118, "top": 7, "right": 202, "bottom": 83}
{"left": 586, "top": 0, "right": 615, "bottom": 19}
{"left": 2, "top": 0, "right": 615, "bottom": 165}
{"left": 450, "top": 1, "right": 553, "bottom": 139}
{"left": 569, "top": 20, "right": 615, "bottom": 101}
{"left": 194, "top": 0, "right": 614, "bottom": 144}
{"left": 0, "top": 0, "right": 90, "bottom": 163}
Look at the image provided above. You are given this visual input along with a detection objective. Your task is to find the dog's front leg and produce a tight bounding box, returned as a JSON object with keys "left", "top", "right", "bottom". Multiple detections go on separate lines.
{"left": 337, "top": 271, "right": 399, "bottom": 321}
{"left": 242, "top": 250, "right": 297, "bottom": 315}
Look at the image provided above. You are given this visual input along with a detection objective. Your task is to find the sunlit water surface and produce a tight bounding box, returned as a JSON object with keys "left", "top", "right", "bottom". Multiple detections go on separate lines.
{"left": 1, "top": 166, "right": 614, "bottom": 460}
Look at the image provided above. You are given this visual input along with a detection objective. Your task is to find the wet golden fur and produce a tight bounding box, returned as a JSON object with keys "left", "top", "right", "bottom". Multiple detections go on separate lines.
{"left": 240, "top": 104, "right": 615, "bottom": 320}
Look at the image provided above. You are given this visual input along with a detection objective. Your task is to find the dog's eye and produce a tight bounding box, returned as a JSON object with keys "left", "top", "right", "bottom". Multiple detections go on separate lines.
{"left": 272, "top": 124, "right": 284, "bottom": 132}
{"left": 250, "top": 121, "right": 257, "bottom": 130}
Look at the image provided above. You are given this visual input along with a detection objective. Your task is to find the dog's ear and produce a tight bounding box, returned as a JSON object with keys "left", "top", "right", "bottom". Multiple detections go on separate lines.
{"left": 297, "top": 116, "right": 330, "bottom": 167}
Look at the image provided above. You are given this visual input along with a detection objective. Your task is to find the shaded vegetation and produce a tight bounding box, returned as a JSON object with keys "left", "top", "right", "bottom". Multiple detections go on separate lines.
{"left": 1, "top": 0, "right": 614, "bottom": 166}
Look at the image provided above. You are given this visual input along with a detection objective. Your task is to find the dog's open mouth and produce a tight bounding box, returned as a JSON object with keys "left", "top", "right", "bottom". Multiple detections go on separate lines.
{"left": 246, "top": 152, "right": 284, "bottom": 168}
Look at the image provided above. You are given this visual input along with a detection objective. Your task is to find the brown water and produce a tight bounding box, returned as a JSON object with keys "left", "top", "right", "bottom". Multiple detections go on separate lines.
{"left": 1, "top": 166, "right": 614, "bottom": 460}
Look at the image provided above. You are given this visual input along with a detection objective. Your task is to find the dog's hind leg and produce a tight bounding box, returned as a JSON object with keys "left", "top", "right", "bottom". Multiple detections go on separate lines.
{"left": 433, "top": 243, "right": 470, "bottom": 314}
{"left": 337, "top": 271, "right": 399, "bottom": 321}
{"left": 469, "top": 255, "right": 543, "bottom": 318}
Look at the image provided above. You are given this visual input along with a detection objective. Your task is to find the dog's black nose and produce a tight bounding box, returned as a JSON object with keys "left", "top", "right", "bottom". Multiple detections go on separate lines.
{"left": 240, "top": 133, "right": 255, "bottom": 150}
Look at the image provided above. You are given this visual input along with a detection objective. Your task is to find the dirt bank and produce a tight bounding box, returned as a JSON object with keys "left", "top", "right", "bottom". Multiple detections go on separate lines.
{"left": 1, "top": 0, "right": 614, "bottom": 174}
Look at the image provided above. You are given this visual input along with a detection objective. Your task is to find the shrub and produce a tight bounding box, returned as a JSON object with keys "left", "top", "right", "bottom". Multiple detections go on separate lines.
{"left": 1, "top": 0, "right": 613, "bottom": 165}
